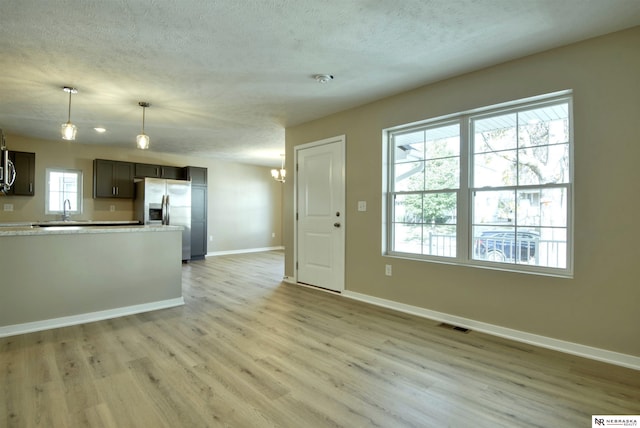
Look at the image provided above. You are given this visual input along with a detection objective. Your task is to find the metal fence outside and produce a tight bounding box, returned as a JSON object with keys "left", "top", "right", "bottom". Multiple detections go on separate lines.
{"left": 423, "top": 233, "right": 567, "bottom": 268}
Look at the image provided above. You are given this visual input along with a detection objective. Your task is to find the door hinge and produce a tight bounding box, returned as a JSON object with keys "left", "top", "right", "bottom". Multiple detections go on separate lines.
{"left": 296, "top": 261, "right": 298, "bottom": 270}
{"left": 296, "top": 212, "right": 298, "bottom": 221}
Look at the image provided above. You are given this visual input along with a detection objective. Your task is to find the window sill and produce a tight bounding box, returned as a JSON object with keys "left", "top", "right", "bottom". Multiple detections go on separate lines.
{"left": 385, "top": 252, "right": 573, "bottom": 279}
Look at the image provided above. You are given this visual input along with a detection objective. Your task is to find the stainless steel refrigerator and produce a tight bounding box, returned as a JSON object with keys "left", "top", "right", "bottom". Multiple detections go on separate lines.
{"left": 135, "top": 178, "right": 191, "bottom": 261}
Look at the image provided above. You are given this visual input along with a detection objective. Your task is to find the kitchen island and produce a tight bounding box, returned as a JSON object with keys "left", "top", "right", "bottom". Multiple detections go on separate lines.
{"left": 0, "top": 224, "right": 184, "bottom": 337}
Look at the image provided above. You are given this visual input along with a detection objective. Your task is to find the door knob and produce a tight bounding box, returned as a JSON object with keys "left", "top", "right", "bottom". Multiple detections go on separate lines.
{"left": 334, "top": 222, "right": 341, "bottom": 228}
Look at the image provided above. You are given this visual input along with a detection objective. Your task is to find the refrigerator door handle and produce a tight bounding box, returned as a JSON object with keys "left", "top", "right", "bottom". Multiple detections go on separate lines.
{"left": 161, "top": 195, "right": 167, "bottom": 225}
{"left": 165, "top": 194, "right": 170, "bottom": 225}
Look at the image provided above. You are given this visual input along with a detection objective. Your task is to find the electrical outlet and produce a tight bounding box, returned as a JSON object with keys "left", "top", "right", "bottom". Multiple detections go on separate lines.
{"left": 358, "top": 200, "right": 367, "bottom": 212}
{"left": 385, "top": 264, "right": 392, "bottom": 276}
{"left": 3, "top": 203, "right": 13, "bottom": 212}
{"left": 109, "top": 205, "right": 115, "bottom": 212}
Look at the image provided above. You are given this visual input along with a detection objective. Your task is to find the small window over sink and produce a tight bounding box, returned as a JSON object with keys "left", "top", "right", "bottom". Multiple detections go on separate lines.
{"left": 45, "top": 168, "right": 83, "bottom": 216}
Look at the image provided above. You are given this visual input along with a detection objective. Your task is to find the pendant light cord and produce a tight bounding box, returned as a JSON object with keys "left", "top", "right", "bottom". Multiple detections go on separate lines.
{"left": 141, "top": 105, "right": 146, "bottom": 134}
{"left": 67, "top": 90, "right": 72, "bottom": 122}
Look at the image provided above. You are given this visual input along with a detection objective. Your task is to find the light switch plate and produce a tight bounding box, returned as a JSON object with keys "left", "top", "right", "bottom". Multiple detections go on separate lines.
{"left": 3, "top": 203, "right": 14, "bottom": 212}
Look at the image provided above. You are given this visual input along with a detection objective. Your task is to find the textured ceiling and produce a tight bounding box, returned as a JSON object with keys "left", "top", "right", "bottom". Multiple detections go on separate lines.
{"left": 1, "top": 0, "right": 639, "bottom": 167}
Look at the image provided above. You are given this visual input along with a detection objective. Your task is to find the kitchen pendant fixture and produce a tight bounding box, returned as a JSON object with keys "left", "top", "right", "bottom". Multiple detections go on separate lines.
{"left": 271, "top": 154, "right": 286, "bottom": 183}
{"left": 136, "top": 101, "right": 150, "bottom": 150}
{"left": 61, "top": 86, "right": 78, "bottom": 140}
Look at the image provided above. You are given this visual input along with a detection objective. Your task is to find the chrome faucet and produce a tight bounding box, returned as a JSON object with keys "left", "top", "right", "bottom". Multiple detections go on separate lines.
{"left": 62, "top": 199, "right": 71, "bottom": 221}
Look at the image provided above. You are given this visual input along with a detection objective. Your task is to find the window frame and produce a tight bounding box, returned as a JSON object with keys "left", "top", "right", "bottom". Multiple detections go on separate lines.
{"left": 45, "top": 168, "right": 83, "bottom": 216}
{"left": 384, "top": 91, "right": 573, "bottom": 277}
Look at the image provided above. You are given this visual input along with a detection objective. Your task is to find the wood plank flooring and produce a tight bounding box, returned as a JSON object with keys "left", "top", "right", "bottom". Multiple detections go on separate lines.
{"left": 1, "top": 250, "right": 639, "bottom": 427}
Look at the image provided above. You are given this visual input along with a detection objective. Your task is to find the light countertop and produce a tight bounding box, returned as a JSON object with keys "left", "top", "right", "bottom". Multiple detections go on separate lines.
{"left": 0, "top": 220, "right": 140, "bottom": 227}
{"left": 0, "top": 224, "right": 183, "bottom": 236}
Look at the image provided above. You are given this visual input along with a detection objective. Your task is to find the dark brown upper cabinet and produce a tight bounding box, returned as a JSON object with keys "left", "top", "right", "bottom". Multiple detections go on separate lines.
{"left": 134, "top": 163, "right": 185, "bottom": 180}
{"left": 8, "top": 151, "right": 36, "bottom": 196}
{"left": 93, "top": 159, "right": 135, "bottom": 199}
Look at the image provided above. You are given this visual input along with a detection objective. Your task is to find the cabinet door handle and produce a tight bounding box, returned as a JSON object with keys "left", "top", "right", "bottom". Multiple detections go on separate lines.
{"left": 29, "top": 183, "right": 33, "bottom": 193}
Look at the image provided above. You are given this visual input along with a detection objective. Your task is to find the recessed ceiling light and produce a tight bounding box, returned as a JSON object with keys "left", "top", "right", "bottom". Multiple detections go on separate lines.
{"left": 314, "top": 74, "right": 334, "bottom": 84}
{"left": 94, "top": 127, "right": 106, "bottom": 133}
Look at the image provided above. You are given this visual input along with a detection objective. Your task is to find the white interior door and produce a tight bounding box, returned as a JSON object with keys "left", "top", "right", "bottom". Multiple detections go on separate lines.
{"left": 296, "top": 136, "right": 345, "bottom": 292}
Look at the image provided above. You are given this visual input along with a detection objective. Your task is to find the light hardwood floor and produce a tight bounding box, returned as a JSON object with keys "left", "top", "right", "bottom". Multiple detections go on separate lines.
{"left": 1, "top": 250, "right": 639, "bottom": 427}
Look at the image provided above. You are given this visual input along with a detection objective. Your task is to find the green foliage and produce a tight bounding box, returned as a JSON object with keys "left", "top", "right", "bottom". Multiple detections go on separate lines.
{"left": 399, "top": 147, "right": 458, "bottom": 224}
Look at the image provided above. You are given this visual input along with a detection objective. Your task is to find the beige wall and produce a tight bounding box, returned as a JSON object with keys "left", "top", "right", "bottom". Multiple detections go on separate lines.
{"left": 209, "top": 162, "right": 283, "bottom": 251}
{"left": 1, "top": 228, "right": 183, "bottom": 327}
{"left": 0, "top": 135, "right": 283, "bottom": 253}
{"left": 284, "top": 27, "right": 640, "bottom": 357}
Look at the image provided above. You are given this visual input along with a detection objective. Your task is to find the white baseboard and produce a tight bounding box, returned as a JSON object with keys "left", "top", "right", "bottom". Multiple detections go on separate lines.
{"left": 0, "top": 297, "right": 185, "bottom": 338}
{"left": 207, "top": 246, "right": 284, "bottom": 257}
{"left": 342, "top": 290, "right": 640, "bottom": 371}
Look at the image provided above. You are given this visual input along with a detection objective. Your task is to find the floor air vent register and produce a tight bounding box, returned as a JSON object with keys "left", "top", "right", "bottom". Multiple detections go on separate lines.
{"left": 438, "top": 323, "right": 471, "bottom": 334}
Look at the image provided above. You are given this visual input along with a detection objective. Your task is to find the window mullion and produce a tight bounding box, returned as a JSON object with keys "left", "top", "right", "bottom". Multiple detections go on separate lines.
{"left": 458, "top": 115, "right": 470, "bottom": 262}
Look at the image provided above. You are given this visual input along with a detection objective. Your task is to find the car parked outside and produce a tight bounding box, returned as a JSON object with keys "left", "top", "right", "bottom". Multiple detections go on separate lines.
{"left": 474, "top": 230, "right": 539, "bottom": 262}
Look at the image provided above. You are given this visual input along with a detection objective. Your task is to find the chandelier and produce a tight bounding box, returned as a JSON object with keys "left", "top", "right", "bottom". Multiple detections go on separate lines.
{"left": 271, "top": 154, "right": 286, "bottom": 183}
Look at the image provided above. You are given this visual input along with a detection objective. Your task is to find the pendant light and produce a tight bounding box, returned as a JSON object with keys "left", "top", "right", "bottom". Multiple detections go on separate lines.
{"left": 271, "top": 154, "right": 286, "bottom": 183}
{"left": 61, "top": 86, "right": 78, "bottom": 140}
{"left": 136, "top": 102, "right": 150, "bottom": 150}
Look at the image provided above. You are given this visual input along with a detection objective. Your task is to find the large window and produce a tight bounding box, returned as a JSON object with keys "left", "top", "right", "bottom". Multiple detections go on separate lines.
{"left": 385, "top": 92, "right": 572, "bottom": 276}
{"left": 45, "top": 168, "right": 83, "bottom": 217}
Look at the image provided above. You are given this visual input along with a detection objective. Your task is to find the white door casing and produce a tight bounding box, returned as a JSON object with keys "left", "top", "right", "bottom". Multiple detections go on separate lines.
{"left": 295, "top": 136, "right": 345, "bottom": 292}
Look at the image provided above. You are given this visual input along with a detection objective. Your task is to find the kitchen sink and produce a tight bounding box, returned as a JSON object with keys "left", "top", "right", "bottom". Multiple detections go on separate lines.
{"left": 37, "top": 220, "right": 91, "bottom": 226}
{"left": 38, "top": 226, "right": 85, "bottom": 231}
